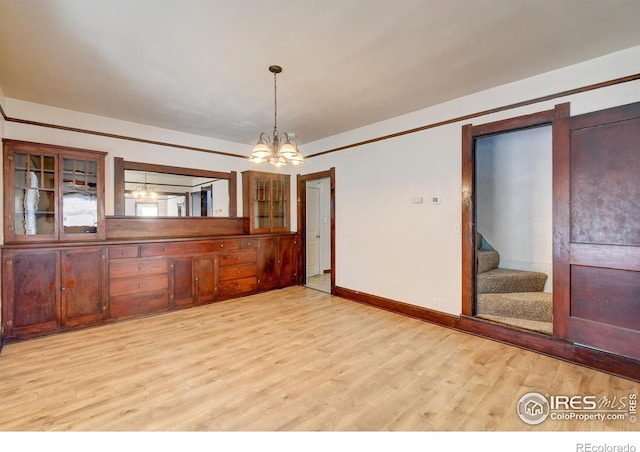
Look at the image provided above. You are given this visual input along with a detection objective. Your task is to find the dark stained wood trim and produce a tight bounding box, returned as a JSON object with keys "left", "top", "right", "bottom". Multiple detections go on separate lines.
{"left": 335, "top": 286, "right": 459, "bottom": 328}
{"left": 552, "top": 103, "right": 572, "bottom": 340}
{"left": 123, "top": 160, "right": 234, "bottom": 179}
{"left": 461, "top": 106, "right": 559, "bottom": 317}
{"left": 307, "top": 73, "right": 640, "bottom": 158}
{"left": 2, "top": 74, "right": 639, "bottom": 163}
{"left": 0, "top": 103, "right": 244, "bottom": 159}
{"left": 297, "top": 168, "right": 336, "bottom": 294}
{"left": 335, "top": 286, "right": 640, "bottom": 382}
{"left": 461, "top": 124, "right": 475, "bottom": 316}
{"left": 471, "top": 108, "right": 556, "bottom": 136}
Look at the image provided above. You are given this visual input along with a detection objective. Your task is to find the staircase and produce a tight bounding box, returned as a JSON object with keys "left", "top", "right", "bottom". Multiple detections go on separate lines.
{"left": 476, "top": 232, "right": 552, "bottom": 335}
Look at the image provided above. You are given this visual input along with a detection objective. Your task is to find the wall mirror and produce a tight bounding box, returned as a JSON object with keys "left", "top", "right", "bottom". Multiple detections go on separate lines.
{"left": 114, "top": 157, "right": 237, "bottom": 217}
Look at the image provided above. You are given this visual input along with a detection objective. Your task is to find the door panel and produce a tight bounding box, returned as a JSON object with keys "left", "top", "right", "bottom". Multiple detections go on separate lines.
{"left": 61, "top": 247, "right": 106, "bottom": 326}
{"left": 557, "top": 101, "right": 640, "bottom": 360}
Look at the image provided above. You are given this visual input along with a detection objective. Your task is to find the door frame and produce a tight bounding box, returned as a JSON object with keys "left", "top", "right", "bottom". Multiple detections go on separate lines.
{"left": 297, "top": 168, "right": 336, "bottom": 294}
{"left": 461, "top": 103, "right": 569, "bottom": 321}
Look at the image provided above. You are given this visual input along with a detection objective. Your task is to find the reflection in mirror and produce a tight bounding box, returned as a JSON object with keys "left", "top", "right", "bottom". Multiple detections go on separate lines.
{"left": 124, "top": 171, "right": 230, "bottom": 217}
{"left": 113, "top": 158, "right": 237, "bottom": 217}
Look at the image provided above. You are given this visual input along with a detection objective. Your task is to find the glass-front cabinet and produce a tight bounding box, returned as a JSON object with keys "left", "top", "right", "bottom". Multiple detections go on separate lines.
{"left": 242, "top": 171, "right": 290, "bottom": 233}
{"left": 3, "top": 140, "right": 106, "bottom": 242}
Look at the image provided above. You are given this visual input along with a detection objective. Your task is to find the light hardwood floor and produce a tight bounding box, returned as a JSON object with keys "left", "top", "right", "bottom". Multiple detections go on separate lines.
{"left": 0, "top": 286, "right": 637, "bottom": 431}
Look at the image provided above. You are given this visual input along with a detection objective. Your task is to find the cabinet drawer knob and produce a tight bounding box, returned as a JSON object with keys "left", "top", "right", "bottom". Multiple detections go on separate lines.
{"left": 163, "top": 247, "right": 168, "bottom": 252}
{"left": 138, "top": 283, "right": 143, "bottom": 288}
{"left": 138, "top": 302, "right": 143, "bottom": 307}
{"left": 6, "top": 320, "right": 12, "bottom": 326}
{"left": 138, "top": 266, "right": 143, "bottom": 271}
{"left": 220, "top": 244, "right": 224, "bottom": 248}
{"left": 121, "top": 250, "right": 127, "bottom": 255}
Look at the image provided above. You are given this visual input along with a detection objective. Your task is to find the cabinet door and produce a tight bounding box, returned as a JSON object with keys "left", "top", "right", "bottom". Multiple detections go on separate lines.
{"left": 2, "top": 250, "right": 60, "bottom": 339}
{"left": 4, "top": 145, "right": 58, "bottom": 242}
{"left": 60, "top": 154, "right": 105, "bottom": 240}
{"left": 242, "top": 171, "right": 291, "bottom": 234}
{"left": 194, "top": 255, "right": 219, "bottom": 304}
{"left": 257, "top": 238, "right": 279, "bottom": 290}
{"left": 61, "top": 247, "right": 107, "bottom": 327}
{"left": 172, "top": 257, "right": 195, "bottom": 307}
{"left": 278, "top": 235, "right": 300, "bottom": 286}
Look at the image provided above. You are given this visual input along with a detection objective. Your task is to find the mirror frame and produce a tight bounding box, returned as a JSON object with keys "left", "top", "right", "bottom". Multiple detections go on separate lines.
{"left": 113, "top": 157, "right": 237, "bottom": 217}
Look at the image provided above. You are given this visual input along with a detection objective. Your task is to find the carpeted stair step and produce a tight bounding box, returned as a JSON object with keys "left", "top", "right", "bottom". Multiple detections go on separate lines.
{"left": 477, "top": 249, "right": 500, "bottom": 274}
{"left": 476, "top": 314, "right": 553, "bottom": 335}
{"left": 476, "top": 292, "right": 552, "bottom": 322}
{"left": 477, "top": 268, "right": 547, "bottom": 294}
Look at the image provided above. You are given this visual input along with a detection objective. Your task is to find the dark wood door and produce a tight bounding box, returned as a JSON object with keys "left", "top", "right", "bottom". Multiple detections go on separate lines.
{"left": 194, "top": 255, "right": 218, "bottom": 304}
{"left": 172, "top": 257, "right": 195, "bottom": 307}
{"left": 2, "top": 249, "right": 59, "bottom": 339}
{"left": 61, "top": 247, "right": 107, "bottom": 327}
{"left": 554, "top": 101, "right": 640, "bottom": 360}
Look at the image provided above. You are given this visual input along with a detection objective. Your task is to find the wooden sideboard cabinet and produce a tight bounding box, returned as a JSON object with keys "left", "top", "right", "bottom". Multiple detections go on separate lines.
{"left": 1, "top": 233, "right": 299, "bottom": 342}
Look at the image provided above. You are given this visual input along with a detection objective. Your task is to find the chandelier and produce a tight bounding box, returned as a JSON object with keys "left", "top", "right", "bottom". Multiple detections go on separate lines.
{"left": 248, "top": 65, "right": 304, "bottom": 166}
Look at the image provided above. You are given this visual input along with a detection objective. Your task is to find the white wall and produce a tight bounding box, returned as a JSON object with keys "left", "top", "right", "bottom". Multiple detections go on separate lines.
{"left": 476, "top": 126, "right": 553, "bottom": 291}
{"left": 2, "top": 45, "right": 640, "bottom": 318}
{"left": 300, "top": 45, "right": 640, "bottom": 315}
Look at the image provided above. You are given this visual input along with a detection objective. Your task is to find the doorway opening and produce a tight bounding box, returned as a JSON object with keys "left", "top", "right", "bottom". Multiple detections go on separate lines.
{"left": 462, "top": 106, "right": 563, "bottom": 337}
{"left": 297, "top": 168, "right": 335, "bottom": 294}
{"left": 474, "top": 126, "right": 553, "bottom": 334}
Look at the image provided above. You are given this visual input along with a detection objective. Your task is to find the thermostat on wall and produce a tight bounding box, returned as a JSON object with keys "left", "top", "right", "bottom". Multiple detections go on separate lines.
{"left": 432, "top": 195, "right": 441, "bottom": 205}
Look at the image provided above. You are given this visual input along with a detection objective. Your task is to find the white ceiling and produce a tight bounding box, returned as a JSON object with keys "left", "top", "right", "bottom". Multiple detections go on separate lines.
{"left": 1, "top": 0, "right": 640, "bottom": 148}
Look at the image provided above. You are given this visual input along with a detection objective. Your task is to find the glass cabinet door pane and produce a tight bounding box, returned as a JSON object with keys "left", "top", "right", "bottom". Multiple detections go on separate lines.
{"left": 14, "top": 151, "right": 57, "bottom": 237}
{"left": 254, "top": 178, "right": 271, "bottom": 230}
{"left": 62, "top": 157, "right": 98, "bottom": 234}
{"left": 272, "top": 178, "right": 288, "bottom": 229}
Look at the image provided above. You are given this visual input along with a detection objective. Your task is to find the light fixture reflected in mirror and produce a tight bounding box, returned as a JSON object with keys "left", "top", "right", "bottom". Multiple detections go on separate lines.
{"left": 132, "top": 172, "right": 157, "bottom": 199}
{"left": 249, "top": 65, "right": 305, "bottom": 166}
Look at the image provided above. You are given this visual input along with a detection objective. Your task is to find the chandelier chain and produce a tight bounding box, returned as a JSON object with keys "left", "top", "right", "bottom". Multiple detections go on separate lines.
{"left": 273, "top": 70, "right": 278, "bottom": 136}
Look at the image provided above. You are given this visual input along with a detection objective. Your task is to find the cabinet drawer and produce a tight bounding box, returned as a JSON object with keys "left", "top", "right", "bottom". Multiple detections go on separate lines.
{"left": 239, "top": 239, "right": 258, "bottom": 249}
{"left": 219, "top": 249, "right": 257, "bottom": 266}
{"left": 109, "top": 258, "right": 168, "bottom": 279}
{"left": 219, "top": 277, "right": 257, "bottom": 297}
{"left": 110, "top": 291, "right": 169, "bottom": 319}
{"left": 109, "top": 274, "right": 169, "bottom": 297}
{"left": 219, "top": 263, "right": 257, "bottom": 281}
{"left": 109, "top": 246, "right": 140, "bottom": 259}
{"left": 140, "top": 239, "right": 240, "bottom": 257}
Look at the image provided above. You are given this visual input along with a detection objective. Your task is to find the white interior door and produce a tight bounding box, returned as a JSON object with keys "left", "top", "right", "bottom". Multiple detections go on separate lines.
{"left": 306, "top": 185, "right": 321, "bottom": 277}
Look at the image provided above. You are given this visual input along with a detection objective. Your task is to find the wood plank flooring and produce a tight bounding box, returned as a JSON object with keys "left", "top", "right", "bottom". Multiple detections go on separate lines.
{"left": 0, "top": 286, "right": 637, "bottom": 431}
